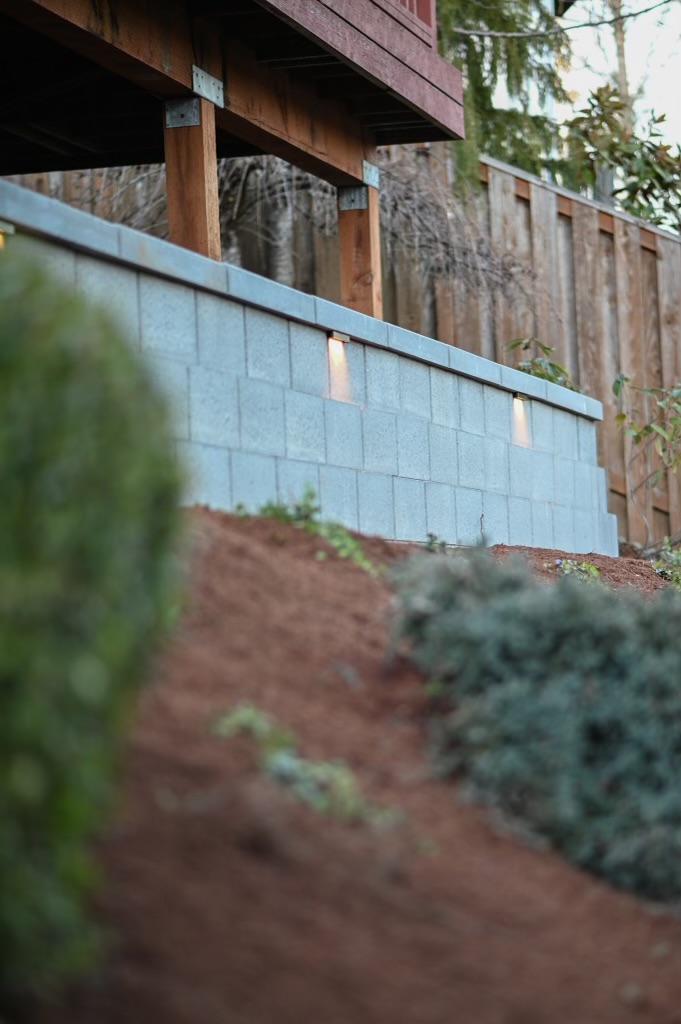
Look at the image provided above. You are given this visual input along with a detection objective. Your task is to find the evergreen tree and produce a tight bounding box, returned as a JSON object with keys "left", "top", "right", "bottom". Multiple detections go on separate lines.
{"left": 437, "top": 0, "right": 571, "bottom": 176}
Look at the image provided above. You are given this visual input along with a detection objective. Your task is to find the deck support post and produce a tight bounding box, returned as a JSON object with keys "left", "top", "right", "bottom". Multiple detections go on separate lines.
{"left": 163, "top": 97, "right": 221, "bottom": 261}
{"left": 337, "top": 182, "right": 382, "bottom": 319}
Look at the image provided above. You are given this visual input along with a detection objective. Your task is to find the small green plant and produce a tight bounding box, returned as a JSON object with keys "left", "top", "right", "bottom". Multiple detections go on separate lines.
{"left": 213, "top": 703, "right": 399, "bottom": 825}
{"left": 650, "top": 536, "right": 681, "bottom": 591}
{"left": 0, "top": 257, "right": 182, "bottom": 1011}
{"left": 508, "top": 338, "right": 580, "bottom": 392}
{"left": 258, "top": 486, "right": 377, "bottom": 575}
{"left": 543, "top": 558, "right": 601, "bottom": 583}
{"left": 425, "top": 532, "right": 448, "bottom": 554}
{"left": 390, "top": 548, "right": 681, "bottom": 903}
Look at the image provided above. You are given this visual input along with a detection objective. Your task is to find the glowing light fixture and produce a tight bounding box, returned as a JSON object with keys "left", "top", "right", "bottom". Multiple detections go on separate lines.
{"left": 0, "top": 220, "right": 15, "bottom": 251}
{"left": 512, "top": 391, "right": 526, "bottom": 401}
{"left": 512, "top": 391, "right": 530, "bottom": 446}
{"left": 327, "top": 330, "right": 350, "bottom": 400}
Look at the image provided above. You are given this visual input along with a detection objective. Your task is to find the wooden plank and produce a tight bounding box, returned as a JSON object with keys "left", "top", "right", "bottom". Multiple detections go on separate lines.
{"left": 370, "top": 0, "right": 436, "bottom": 47}
{"left": 639, "top": 227, "right": 657, "bottom": 253}
{"left": 555, "top": 214, "right": 579, "bottom": 385}
{"left": 254, "top": 0, "right": 464, "bottom": 132}
{"left": 0, "top": 0, "right": 375, "bottom": 186}
{"left": 613, "top": 217, "right": 648, "bottom": 544}
{"left": 163, "top": 97, "right": 221, "bottom": 260}
{"left": 488, "top": 166, "right": 524, "bottom": 363}
{"left": 598, "top": 211, "right": 614, "bottom": 234}
{"left": 598, "top": 231, "right": 625, "bottom": 482}
{"left": 338, "top": 185, "right": 383, "bottom": 318}
{"left": 657, "top": 235, "right": 681, "bottom": 534}
{"left": 529, "top": 183, "right": 561, "bottom": 354}
{"left": 514, "top": 177, "right": 530, "bottom": 201}
{"left": 557, "top": 194, "right": 572, "bottom": 217}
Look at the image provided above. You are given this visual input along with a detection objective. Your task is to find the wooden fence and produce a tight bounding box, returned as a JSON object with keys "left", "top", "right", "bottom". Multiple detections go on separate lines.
{"left": 10, "top": 153, "right": 681, "bottom": 544}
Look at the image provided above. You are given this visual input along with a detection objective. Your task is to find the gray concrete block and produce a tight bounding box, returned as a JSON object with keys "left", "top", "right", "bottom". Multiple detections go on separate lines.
{"left": 583, "top": 395, "right": 603, "bottom": 421}
{"left": 394, "top": 477, "right": 427, "bottom": 541}
{"left": 430, "top": 367, "right": 459, "bottom": 429}
{"left": 178, "top": 441, "right": 231, "bottom": 510}
{"left": 290, "top": 323, "right": 330, "bottom": 397}
{"left": 358, "top": 473, "right": 396, "bottom": 538}
{"left": 13, "top": 234, "right": 77, "bottom": 285}
{"left": 285, "top": 390, "right": 326, "bottom": 463}
{"left": 574, "top": 461, "right": 595, "bottom": 510}
{"left": 553, "top": 456, "right": 576, "bottom": 508}
{"left": 363, "top": 408, "right": 398, "bottom": 475}
{"left": 500, "top": 364, "right": 546, "bottom": 401}
{"left": 508, "top": 496, "right": 532, "bottom": 545}
{"left": 553, "top": 409, "right": 580, "bottom": 459}
{"left": 314, "top": 296, "right": 389, "bottom": 347}
{"left": 400, "top": 359, "right": 431, "bottom": 419}
{"left": 449, "top": 345, "right": 502, "bottom": 385}
{"left": 484, "top": 387, "right": 512, "bottom": 441}
{"left": 319, "top": 466, "right": 359, "bottom": 529}
{"left": 139, "top": 275, "right": 197, "bottom": 363}
{"left": 601, "top": 513, "right": 619, "bottom": 556}
{"left": 531, "top": 450, "right": 555, "bottom": 504}
{"left": 594, "top": 468, "right": 609, "bottom": 511}
{"left": 482, "top": 491, "right": 509, "bottom": 545}
{"left": 397, "top": 416, "right": 430, "bottom": 479}
{"left": 574, "top": 509, "right": 598, "bottom": 553}
{"left": 531, "top": 502, "right": 554, "bottom": 548}
{"left": 76, "top": 255, "right": 140, "bottom": 343}
{"left": 425, "top": 482, "right": 456, "bottom": 542}
{"left": 197, "top": 293, "right": 246, "bottom": 375}
{"left": 324, "top": 400, "right": 363, "bottom": 469}
{"left": 227, "top": 264, "right": 316, "bottom": 323}
{"left": 328, "top": 339, "right": 366, "bottom": 405}
{"left": 552, "top": 505, "right": 576, "bottom": 552}
{"left": 429, "top": 423, "right": 458, "bottom": 486}
{"left": 245, "top": 307, "right": 291, "bottom": 386}
{"left": 578, "top": 418, "right": 598, "bottom": 464}
{"left": 389, "top": 325, "right": 450, "bottom": 369}
{"left": 459, "top": 377, "right": 485, "bottom": 434}
{"left": 147, "top": 357, "right": 189, "bottom": 439}
{"left": 458, "top": 432, "right": 485, "bottom": 490}
{"left": 455, "top": 487, "right": 484, "bottom": 545}
{"left": 531, "top": 401, "right": 555, "bottom": 453}
{"left": 239, "top": 377, "right": 285, "bottom": 456}
{"left": 509, "top": 444, "right": 534, "bottom": 499}
{"left": 119, "top": 224, "right": 227, "bottom": 294}
{"left": 231, "top": 451, "right": 277, "bottom": 511}
{"left": 366, "top": 347, "right": 400, "bottom": 410}
{"left": 544, "top": 380, "right": 588, "bottom": 416}
{"left": 190, "top": 366, "right": 239, "bottom": 447}
{"left": 276, "top": 458, "right": 320, "bottom": 505}
{"left": 483, "top": 437, "right": 509, "bottom": 493}
{"left": 2, "top": 181, "right": 119, "bottom": 259}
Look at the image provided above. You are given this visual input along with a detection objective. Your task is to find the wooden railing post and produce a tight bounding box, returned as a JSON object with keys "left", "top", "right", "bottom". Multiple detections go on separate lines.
{"left": 163, "top": 97, "right": 221, "bottom": 261}
{"left": 337, "top": 177, "right": 382, "bottom": 319}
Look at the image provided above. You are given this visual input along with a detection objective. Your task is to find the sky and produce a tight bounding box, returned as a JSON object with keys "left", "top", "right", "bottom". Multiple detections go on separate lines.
{"left": 555, "top": 0, "right": 681, "bottom": 143}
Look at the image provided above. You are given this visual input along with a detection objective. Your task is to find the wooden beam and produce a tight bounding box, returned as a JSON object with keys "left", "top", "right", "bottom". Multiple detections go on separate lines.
{"left": 337, "top": 184, "right": 382, "bottom": 318}
{"left": 0, "top": 0, "right": 373, "bottom": 186}
{"left": 163, "top": 97, "right": 220, "bottom": 261}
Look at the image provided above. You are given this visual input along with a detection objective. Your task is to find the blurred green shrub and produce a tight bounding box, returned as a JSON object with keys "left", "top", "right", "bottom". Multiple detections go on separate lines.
{"left": 390, "top": 549, "right": 681, "bottom": 902}
{"left": 0, "top": 257, "right": 182, "bottom": 1010}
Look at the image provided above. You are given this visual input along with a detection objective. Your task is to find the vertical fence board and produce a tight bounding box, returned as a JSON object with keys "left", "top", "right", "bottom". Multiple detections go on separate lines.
{"left": 657, "top": 237, "right": 681, "bottom": 534}
{"left": 556, "top": 213, "right": 580, "bottom": 386}
{"left": 488, "top": 167, "right": 519, "bottom": 362}
{"left": 614, "top": 219, "right": 648, "bottom": 544}
{"left": 530, "top": 183, "right": 561, "bottom": 353}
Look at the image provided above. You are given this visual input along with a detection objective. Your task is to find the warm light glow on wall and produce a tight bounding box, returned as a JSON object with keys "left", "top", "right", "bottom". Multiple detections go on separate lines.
{"left": 0, "top": 220, "right": 15, "bottom": 250}
{"left": 512, "top": 394, "right": 529, "bottom": 447}
{"left": 327, "top": 331, "right": 350, "bottom": 401}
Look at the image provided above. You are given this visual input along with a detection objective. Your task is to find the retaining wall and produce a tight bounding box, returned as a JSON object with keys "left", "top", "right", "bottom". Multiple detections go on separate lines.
{"left": 0, "top": 179, "right": 618, "bottom": 553}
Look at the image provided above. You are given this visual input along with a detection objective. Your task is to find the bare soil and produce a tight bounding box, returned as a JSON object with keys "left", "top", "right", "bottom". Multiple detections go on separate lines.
{"left": 40, "top": 509, "right": 680, "bottom": 1024}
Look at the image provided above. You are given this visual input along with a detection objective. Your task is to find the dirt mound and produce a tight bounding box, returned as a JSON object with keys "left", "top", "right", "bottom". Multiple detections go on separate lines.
{"left": 40, "top": 510, "right": 680, "bottom": 1024}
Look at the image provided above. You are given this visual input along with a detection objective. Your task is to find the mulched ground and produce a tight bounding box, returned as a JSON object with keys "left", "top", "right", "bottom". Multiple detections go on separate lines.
{"left": 39, "top": 509, "right": 680, "bottom": 1024}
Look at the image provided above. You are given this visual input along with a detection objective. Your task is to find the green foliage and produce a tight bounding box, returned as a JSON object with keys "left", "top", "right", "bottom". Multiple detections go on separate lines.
{"left": 437, "top": 0, "right": 569, "bottom": 176}
{"left": 425, "top": 532, "right": 448, "bottom": 554}
{"left": 543, "top": 558, "right": 601, "bottom": 583}
{"left": 562, "top": 86, "right": 681, "bottom": 232}
{"left": 390, "top": 549, "right": 681, "bottom": 902}
{"left": 213, "top": 703, "right": 399, "bottom": 825}
{"left": 259, "top": 486, "right": 377, "bottom": 575}
{"left": 0, "top": 257, "right": 182, "bottom": 1008}
{"left": 508, "top": 338, "right": 580, "bottom": 392}
{"left": 651, "top": 537, "right": 681, "bottom": 591}
{"left": 613, "top": 374, "right": 681, "bottom": 482}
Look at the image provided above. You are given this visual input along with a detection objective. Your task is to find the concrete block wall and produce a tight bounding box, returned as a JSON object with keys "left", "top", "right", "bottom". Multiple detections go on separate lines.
{"left": 0, "top": 179, "right": 619, "bottom": 554}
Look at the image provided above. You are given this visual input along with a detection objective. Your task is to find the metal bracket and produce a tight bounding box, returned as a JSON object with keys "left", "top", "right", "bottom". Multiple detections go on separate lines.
{"left": 192, "top": 65, "right": 224, "bottom": 108}
{"left": 338, "top": 185, "right": 368, "bottom": 212}
{"left": 362, "top": 160, "right": 380, "bottom": 189}
{"left": 165, "top": 98, "right": 201, "bottom": 128}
